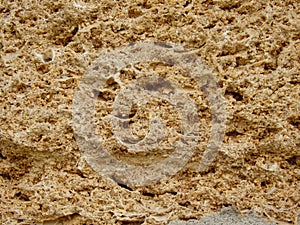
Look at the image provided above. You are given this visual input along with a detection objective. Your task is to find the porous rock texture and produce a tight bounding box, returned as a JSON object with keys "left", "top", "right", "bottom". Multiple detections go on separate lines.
{"left": 0, "top": 0, "right": 299, "bottom": 224}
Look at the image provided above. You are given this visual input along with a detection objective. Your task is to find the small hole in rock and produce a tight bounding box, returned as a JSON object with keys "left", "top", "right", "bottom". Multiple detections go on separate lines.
{"left": 286, "top": 156, "right": 298, "bottom": 165}
{"left": 225, "top": 90, "right": 243, "bottom": 101}
{"left": 0, "top": 151, "right": 7, "bottom": 160}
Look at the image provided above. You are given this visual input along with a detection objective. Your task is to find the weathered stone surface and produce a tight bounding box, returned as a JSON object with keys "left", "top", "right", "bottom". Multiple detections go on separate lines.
{"left": 169, "top": 207, "right": 276, "bottom": 225}
{"left": 0, "top": 0, "right": 299, "bottom": 224}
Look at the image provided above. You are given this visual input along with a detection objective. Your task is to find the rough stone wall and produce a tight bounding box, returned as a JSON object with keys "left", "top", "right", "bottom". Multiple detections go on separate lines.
{"left": 0, "top": 0, "right": 299, "bottom": 224}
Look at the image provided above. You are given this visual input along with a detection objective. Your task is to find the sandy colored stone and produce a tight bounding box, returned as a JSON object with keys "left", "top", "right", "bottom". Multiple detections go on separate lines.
{"left": 0, "top": 0, "right": 299, "bottom": 224}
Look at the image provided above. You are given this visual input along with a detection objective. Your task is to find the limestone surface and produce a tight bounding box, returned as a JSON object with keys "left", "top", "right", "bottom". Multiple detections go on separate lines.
{"left": 0, "top": 0, "right": 299, "bottom": 224}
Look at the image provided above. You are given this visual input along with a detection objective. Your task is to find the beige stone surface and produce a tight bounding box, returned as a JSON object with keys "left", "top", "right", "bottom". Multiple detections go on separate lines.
{"left": 0, "top": 0, "right": 299, "bottom": 224}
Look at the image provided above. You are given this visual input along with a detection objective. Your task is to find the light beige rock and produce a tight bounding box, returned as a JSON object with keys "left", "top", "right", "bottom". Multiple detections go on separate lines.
{"left": 0, "top": 0, "right": 299, "bottom": 224}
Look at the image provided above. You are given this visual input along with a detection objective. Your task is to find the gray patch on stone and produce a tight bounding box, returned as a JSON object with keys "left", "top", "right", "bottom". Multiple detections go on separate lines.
{"left": 168, "top": 207, "right": 276, "bottom": 225}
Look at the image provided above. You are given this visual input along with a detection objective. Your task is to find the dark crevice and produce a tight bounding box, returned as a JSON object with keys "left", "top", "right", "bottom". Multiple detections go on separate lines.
{"left": 61, "top": 26, "right": 78, "bottom": 46}
{"left": 199, "top": 166, "right": 216, "bottom": 175}
{"left": 117, "top": 182, "right": 133, "bottom": 191}
{"left": 260, "top": 181, "right": 269, "bottom": 187}
{"left": 15, "top": 192, "right": 30, "bottom": 201}
{"left": 290, "top": 121, "right": 299, "bottom": 128}
{"left": 238, "top": 174, "right": 247, "bottom": 180}
{"left": 289, "top": 80, "right": 300, "bottom": 85}
{"left": 0, "top": 151, "right": 7, "bottom": 160}
{"left": 141, "top": 192, "right": 155, "bottom": 197}
{"left": 225, "top": 90, "right": 243, "bottom": 101}
{"left": 179, "top": 201, "right": 190, "bottom": 207}
{"left": 68, "top": 169, "right": 86, "bottom": 179}
{"left": 222, "top": 203, "right": 232, "bottom": 207}
{"left": 0, "top": 173, "right": 11, "bottom": 180}
{"left": 204, "top": 23, "right": 216, "bottom": 29}
{"left": 287, "top": 115, "right": 300, "bottom": 129}
{"left": 286, "top": 156, "right": 298, "bottom": 165}
{"left": 183, "top": 0, "right": 192, "bottom": 7}
{"left": 226, "top": 130, "right": 243, "bottom": 136}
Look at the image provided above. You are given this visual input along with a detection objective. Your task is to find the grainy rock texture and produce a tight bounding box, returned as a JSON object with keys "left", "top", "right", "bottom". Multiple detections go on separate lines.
{"left": 0, "top": 0, "right": 299, "bottom": 224}
{"left": 169, "top": 207, "right": 277, "bottom": 225}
